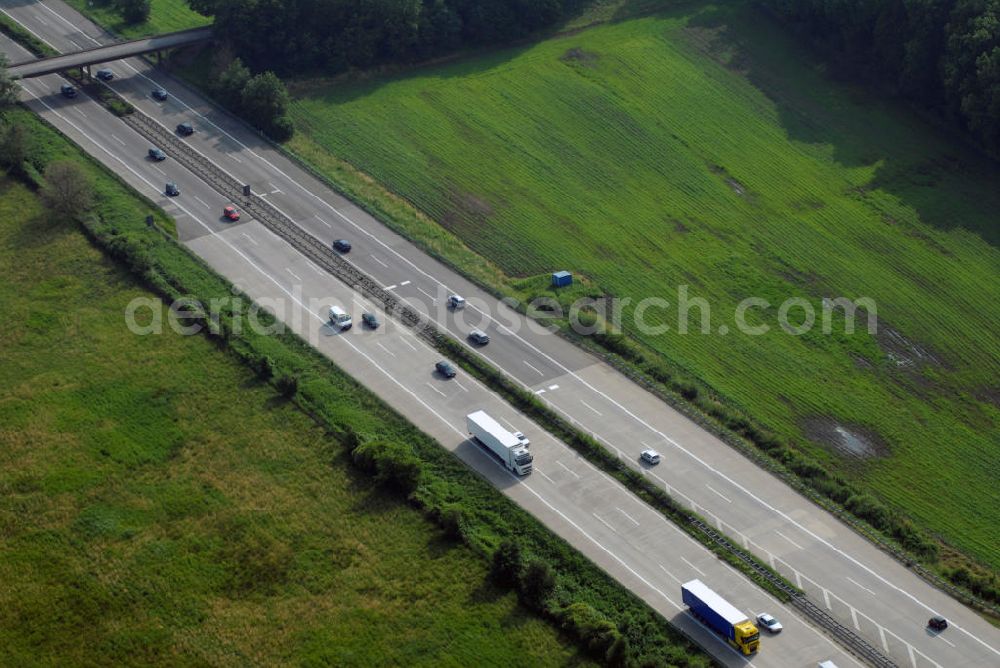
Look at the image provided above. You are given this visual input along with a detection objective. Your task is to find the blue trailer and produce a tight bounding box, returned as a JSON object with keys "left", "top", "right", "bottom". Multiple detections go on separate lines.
{"left": 682, "top": 579, "right": 760, "bottom": 654}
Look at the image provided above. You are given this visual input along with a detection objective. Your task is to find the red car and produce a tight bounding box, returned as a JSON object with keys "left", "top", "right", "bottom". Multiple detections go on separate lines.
{"left": 223, "top": 205, "right": 240, "bottom": 221}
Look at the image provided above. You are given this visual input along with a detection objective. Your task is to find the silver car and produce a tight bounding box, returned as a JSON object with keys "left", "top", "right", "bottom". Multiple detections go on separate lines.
{"left": 757, "top": 613, "right": 783, "bottom": 633}
{"left": 640, "top": 449, "right": 661, "bottom": 465}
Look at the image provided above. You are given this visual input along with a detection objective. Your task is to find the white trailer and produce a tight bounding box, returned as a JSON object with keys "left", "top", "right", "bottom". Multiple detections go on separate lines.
{"left": 466, "top": 410, "right": 533, "bottom": 475}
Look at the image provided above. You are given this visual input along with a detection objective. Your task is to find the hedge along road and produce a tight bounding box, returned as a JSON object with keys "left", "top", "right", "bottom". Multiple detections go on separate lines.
{"left": 3, "top": 2, "right": 999, "bottom": 666}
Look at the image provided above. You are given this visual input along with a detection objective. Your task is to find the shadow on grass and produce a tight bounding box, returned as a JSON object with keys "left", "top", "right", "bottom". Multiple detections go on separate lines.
{"left": 681, "top": 2, "right": 1000, "bottom": 246}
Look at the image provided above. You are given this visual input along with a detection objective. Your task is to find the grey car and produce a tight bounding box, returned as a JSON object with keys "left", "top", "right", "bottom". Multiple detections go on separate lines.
{"left": 468, "top": 329, "right": 490, "bottom": 345}
{"left": 148, "top": 147, "right": 166, "bottom": 161}
{"left": 152, "top": 88, "right": 168, "bottom": 101}
{"left": 95, "top": 68, "right": 114, "bottom": 81}
{"left": 435, "top": 360, "right": 457, "bottom": 378}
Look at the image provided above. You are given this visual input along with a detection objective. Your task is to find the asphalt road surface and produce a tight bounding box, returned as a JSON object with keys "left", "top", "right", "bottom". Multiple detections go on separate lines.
{"left": 2, "top": 2, "right": 998, "bottom": 666}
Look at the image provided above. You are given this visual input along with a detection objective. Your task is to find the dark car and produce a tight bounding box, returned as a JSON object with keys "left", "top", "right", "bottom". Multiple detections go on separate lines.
{"left": 148, "top": 147, "right": 166, "bottom": 161}
{"left": 928, "top": 616, "right": 947, "bottom": 631}
{"left": 95, "top": 68, "right": 114, "bottom": 81}
{"left": 361, "top": 312, "right": 380, "bottom": 329}
{"left": 152, "top": 88, "right": 168, "bottom": 101}
{"left": 332, "top": 239, "right": 352, "bottom": 253}
{"left": 468, "top": 329, "right": 490, "bottom": 345}
{"left": 435, "top": 361, "right": 457, "bottom": 378}
{"left": 165, "top": 182, "right": 179, "bottom": 196}
{"left": 176, "top": 122, "right": 194, "bottom": 136}
{"left": 60, "top": 84, "right": 77, "bottom": 98}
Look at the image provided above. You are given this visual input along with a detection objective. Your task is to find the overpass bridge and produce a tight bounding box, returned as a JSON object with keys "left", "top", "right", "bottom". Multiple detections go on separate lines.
{"left": 7, "top": 26, "right": 211, "bottom": 79}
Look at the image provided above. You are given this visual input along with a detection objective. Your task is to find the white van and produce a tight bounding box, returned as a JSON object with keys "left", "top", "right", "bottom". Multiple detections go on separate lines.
{"left": 328, "top": 305, "right": 352, "bottom": 330}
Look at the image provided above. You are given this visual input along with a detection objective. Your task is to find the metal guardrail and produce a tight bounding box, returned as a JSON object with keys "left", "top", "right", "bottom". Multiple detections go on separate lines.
{"left": 122, "top": 108, "right": 899, "bottom": 668}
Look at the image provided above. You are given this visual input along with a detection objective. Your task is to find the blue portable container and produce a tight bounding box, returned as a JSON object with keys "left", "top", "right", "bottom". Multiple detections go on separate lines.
{"left": 551, "top": 271, "right": 572, "bottom": 287}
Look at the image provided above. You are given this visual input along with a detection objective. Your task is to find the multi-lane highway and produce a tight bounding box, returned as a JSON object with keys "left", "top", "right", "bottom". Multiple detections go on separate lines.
{"left": 3, "top": 2, "right": 998, "bottom": 666}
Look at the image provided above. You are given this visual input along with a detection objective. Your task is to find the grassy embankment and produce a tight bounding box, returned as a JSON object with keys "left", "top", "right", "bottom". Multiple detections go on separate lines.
{"left": 0, "top": 105, "right": 710, "bottom": 666}
{"left": 61, "top": 0, "right": 209, "bottom": 40}
{"left": 285, "top": 0, "right": 1000, "bottom": 589}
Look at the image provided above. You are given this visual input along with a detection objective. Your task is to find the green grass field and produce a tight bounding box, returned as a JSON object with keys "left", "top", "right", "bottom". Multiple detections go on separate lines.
{"left": 62, "top": 0, "right": 209, "bottom": 39}
{"left": 0, "top": 176, "right": 588, "bottom": 665}
{"left": 287, "top": 1, "right": 1000, "bottom": 571}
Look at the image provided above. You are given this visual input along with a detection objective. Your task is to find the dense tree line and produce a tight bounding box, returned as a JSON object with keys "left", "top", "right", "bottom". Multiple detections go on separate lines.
{"left": 187, "top": 0, "right": 569, "bottom": 74}
{"left": 762, "top": 0, "right": 1000, "bottom": 157}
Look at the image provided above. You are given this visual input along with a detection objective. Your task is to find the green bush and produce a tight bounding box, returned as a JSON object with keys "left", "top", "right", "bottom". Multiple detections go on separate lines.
{"left": 352, "top": 440, "right": 423, "bottom": 494}
{"left": 490, "top": 540, "right": 523, "bottom": 588}
{"left": 519, "top": 560, "right": 555, "bottom": 611}
{"left": 276, "top": 374, "right": 298, "bottom": 398}
{"left": 558, "top": 602, "right": 620, "bottom": 657}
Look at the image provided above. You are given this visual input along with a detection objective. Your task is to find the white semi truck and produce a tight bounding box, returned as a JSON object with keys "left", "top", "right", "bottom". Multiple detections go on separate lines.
{"left": 466, "top": 410, "right": 533, "bottom": 475}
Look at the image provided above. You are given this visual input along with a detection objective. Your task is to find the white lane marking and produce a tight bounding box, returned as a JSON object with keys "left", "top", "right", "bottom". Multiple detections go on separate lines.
{"left": 846, "top": 576, "right": 876, "bottom": 596}
{"left": 316, "top": 215, "right": 331, "bottom": 228}
{"left": 934, "top": 634, "right": 955, "bottom": 648}
{"left": 681, "top": 556, "right": 705, "bottom": 577}
{"left": 306, "top": 260, "right": 321, "bottom": 273}
{"left": 399, "top": 337, "right": 417, "bottom": 352}
{"left": 285, "top": 268, "right": 301, "bottom": 281}
{"left": 908, "top": 642, "right": 916, "bottom": 668}
{"left": 556, "top": 461, "right": 580, "bottom": 479}
{"left": 823, "top": 588, "right": 831, "bottom": 609}
{"left": 269, "top": 182, "right": 281, "bottom": 193}
{"left": 400, "top": 280, "right": 411, "bottom": 286}
{"left": 658, "top": 564, "right": 682, "bottom": 585}
{"left": 424, "top": 382, "right": 446, "bottom": 398}
{"left": 879, "top": 626, "right": 889, "bottom": 651}
{"left": 75, "top": 107, "right": 87, "bottom": 118}
{"left": 193, "top": 196, "right": 210, "bottom": 209}
{"left": 536, "top": 468, "right": 555, "bottom": 484}
{"left": 151, "top": 165, "right": 166, "bottom": 176}
{"left": 417, "top": 287, "right": 437, "bottom": 302}
{"left": 851, "top": 607, "right": 859, "bottom": 630}
{"left": 370, "top": 254, "right": 388, "bottom": 268}
{"left": 230, "top": 154, "right": 242, "bottom": 163}
{"left": 110, "top": 134, "right": 125, "bottom": 145}
{"left": 500, "top": 417, "right": 517, "bottom": 431}
{"left": 241, "top": 233, "right": 257, "bottom": 246}
{"left": 376, "top": 342, "right": 396, "bottom": 358}
{"left": 775, "top": 530, "right": 803, "bottom": 550}
{"left": 34, "top": 13, "right": 48, "bottom": 25}
{"left": 616, "top": 507, "right": 640, "bottom": 526}
{"left": 523, "top": 360, "right": 544, "bottom": 376}
{"left": 535, "top": 389, "right": 546, "bottom": 395}
{"left": 580, "top": 400, "right": 602, "bottom": 416}
{"left": 548, "top": 384, "right": 559, "bottom": 391}
{"left": 705, "top": 484, "right": 732, "bottom": 504}
{"left": 591, "top": 513, "right": 617, "bottom": 534}
{"left": 453, "top": 379, "right": 469, "bottom": 393}
{"left": 384, "top": 284, "right": 397, "bottom": 291}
